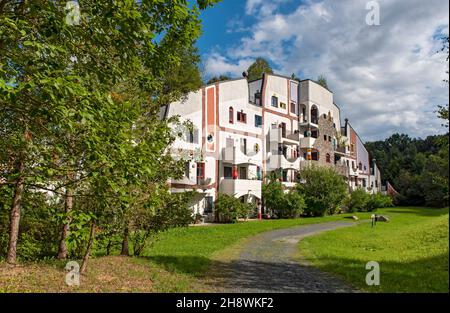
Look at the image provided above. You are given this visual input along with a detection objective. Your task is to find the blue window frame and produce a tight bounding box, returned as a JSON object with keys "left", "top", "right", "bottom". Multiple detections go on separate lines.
{"left": 255, "top": 115, "right": 262, "bottom": 128}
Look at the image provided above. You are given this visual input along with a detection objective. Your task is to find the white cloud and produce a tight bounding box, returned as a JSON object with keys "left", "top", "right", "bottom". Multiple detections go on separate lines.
{"left": 204, "top": 52, "right": 254, "bottom": 77}
{"left": 204, "top": 0, "right": 449, "bottom": 141}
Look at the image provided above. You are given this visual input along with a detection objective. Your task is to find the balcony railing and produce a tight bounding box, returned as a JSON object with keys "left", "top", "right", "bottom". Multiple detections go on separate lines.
{"left": 220, "top": 179, "right": 262, "bottom": 199}
{"left": 270, "top": 125, "right": 300, "bottom": 143}
{"left": 334, "top": 145, "right": 346, "bottom": 154}
{"left": 300, "top": 137, "right": 316, "bottom": 149}
{"left": 223, "top": 145, "right": 262, "bottom": 166}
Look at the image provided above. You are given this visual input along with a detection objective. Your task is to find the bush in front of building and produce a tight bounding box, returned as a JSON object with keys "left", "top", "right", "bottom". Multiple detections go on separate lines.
{"left": 367, "top": 193, "right": 394, "bottom": 211}
{"left": 297, "top": 165, "right": 349, "bottom": 216}
{"left": 347, "top": 188, "right": 394, "bottom": 212}
{"left": 262, "top": 174, "right": 305, "bottom": 218}
{"left": 214, "top": 194, "right": 252, "bottom": 223}
{"left": 346, "top": 188, "right": 371, "bottom": 212}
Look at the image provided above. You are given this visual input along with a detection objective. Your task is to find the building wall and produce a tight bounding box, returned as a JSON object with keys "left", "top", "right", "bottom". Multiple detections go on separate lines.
{"left": 165, "top": 74, "right": 380, "bottom": 219}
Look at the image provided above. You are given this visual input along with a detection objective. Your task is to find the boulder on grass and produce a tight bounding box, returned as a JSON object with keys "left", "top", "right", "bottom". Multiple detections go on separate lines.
{"left": 377, "top": 215, "right": 390, "bottom": 222}
{"left": 352, "top": 215, "right": 359, "bottom": 221}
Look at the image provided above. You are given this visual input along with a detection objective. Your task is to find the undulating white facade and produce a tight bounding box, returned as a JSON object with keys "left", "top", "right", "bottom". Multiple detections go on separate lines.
{"left": 163, "top": 73, "right": 382, "bottom": 220}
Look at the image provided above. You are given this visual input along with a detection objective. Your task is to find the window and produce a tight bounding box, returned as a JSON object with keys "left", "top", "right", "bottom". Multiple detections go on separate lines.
{"left": 280, "top": 102, "right": 286, "bottom": 109}
{"left": 255, "top": 115, "right": 262, "bottom": 128}
{"left": 326, "top": 153, "right": 331, "bottom": 163}
{"left": 254, "top": 91, "right": 261, "bottom": 106}
{"left": 324, "top": 135, "right": 327, "bottom": 141}
{"left": 197, "top": 162, "right": 205, "bottom": 180}
{"left": 241, "top": 138, "right": 247, "bottom": 155}
{"left": 346, "top": 160, "right": 349, "bottom": 167}
{"left": 362, "top": 179, "right": 367, "bottom": 188}
{"left": 358, "top": 162, "right": 362, "bottom": 170}
{"left": 271, "top": 96, "right": 278, "bottom": 107}
{"left": 311, "top": 130, "right": 318, "bottom": 138}
{"left": 282, "top": 170, "right": 288, "bottom": 182}
{"left": 184, "top": 162, "right": 190, "bottom": 178}
{"left": 328, "top": 136, "right": 332, "bottom": 142}
{"left": 204, "top": 196, "right": 213, "bottom": 214}
{"left": 187, "top": 130, "right": 194, "bottom": 143}
{"left": 224, "top": 166, "right": 232, "bottom": 178}
{"left": 290, "top": 102, "right": 297, "bottom": 114}
{"left": 323, "top": 114, "right": 327, "bottom": 119}
{"left": 239, "top": 167, "right": 247, "bottom": 180}
{"left": 229, "top": 107, "right": 234, "bottom": 124}
{"left": 237, "top": 111, "right": 247, "bottom": 123}
{"left": 312, "top": 151, "right": 319, "bottom": 161}
{"left": 352, "top": 161, "right": 355, "bottom": 169}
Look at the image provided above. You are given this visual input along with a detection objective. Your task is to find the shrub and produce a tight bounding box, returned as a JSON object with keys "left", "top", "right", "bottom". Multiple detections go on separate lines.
{"left": 283, "top": 191, "right": 306, "bottom": 218}
{"left": 367, "top": 193, "right": 394, "bottom": 211}
{"left": 214, "top": 194, "right": 252, "bottom": 223}
{"left": 348, "top": 189, "right": 394, "bottom": 212}
{"left": 262, "top": 175, "right": 306, "bottom": 219}
{"left": 262, "top": 175, "right": 285, "bottom": 215}
{"left": 297, "top": 165, "right": 348, "bottom": 216}
{"left": 348, "top": 188, "right": 371, "bottom": 212}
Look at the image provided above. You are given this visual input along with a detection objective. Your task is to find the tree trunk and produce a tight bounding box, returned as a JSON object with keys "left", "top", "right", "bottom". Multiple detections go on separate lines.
{"left": 57, "top": 188, "right": 73, "bottom": 259}
{"left": 6, "top": 159, "right": 25, "bottom": 265}
{"left": 106, "top": 238, "right": 112, "bottom": 256}
{"left": 80, "top": 221, "right": 96, "bottom": 275}
{"left": 120, "top": 227, "right": 129, "bottom": 256}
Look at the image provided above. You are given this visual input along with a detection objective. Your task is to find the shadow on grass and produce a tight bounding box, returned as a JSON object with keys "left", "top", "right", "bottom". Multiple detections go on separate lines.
{"left": 302, "top": 252, "right": 449, "bottom": 293}
{"left": 383, "top": 207, "right": 449, "bottom": 217}
{"left": 139, "top": 251, "right": 448, "bottom": 293}
{"left": 140, "top": 254, "right": 355, "bottom": 292}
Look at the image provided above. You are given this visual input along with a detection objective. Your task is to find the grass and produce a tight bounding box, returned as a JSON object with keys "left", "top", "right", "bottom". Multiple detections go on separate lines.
{"left": 0, "top": 213, "right": 360, "bottom": 292}
{"left": 2, "top": 207, "right": 446, "bottom": 293}
{"left": 142, "top": 213, "right": 360, "bottom": 276}
{"left": 299, "top": 207, "right": 449, "bottom": 293}
{"left": 0, "top": 256, "right": 156, "bottom": 292}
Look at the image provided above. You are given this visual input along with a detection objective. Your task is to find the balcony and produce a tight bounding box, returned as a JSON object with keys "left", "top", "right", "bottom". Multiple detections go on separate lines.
{"left": 269, "top": 153, "right": 300, "bottom": 171}
{"left": 349, "top": 166, "right": 358, "bottom": 177}
{"left": 270, "top": 125, "right": 300, "bottom": 145}
{"left": 334, "top": 145, "right": 347, "bottom": 155}
{"left": 281, "top": 181, "right": 297, "bottom": 188}
{"left": 299, "top": 137, "right": 316, "bottom": 149}
{"left": 299, "top": 120, "right": 319, "bottom": 129}
{"left": 197, "top": 177, "right": 212, "bottom": 186}
{"left": 220, "top": 178, "right": 262, "bottom": 199}
{"left": 223, "top": 145, "right": 262, "bottom": 167}
{"left": 334, "top": 163, "right": 349, "bottom": 177}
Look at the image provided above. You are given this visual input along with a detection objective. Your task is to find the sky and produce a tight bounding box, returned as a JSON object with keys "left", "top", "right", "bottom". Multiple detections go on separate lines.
{"left": 196, "top": 0, "right": 449, "bottom": 142}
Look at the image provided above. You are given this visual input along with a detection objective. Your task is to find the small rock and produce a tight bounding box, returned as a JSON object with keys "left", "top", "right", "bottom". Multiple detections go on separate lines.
{"left": 352, "top": 215, "right": 359, "bottom": 221}
{"left": 377, "top": 215, "right": 389, "bottom": 222}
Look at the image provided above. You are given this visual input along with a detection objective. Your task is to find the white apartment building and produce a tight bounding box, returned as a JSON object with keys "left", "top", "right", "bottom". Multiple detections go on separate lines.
{"left": 162, "top": 73, "right": 382, "bottom": 220}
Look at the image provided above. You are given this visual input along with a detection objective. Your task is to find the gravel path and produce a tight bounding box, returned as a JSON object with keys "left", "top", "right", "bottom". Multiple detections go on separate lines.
{"left": 219, "top": 221, "right": 358, "bottom": 293}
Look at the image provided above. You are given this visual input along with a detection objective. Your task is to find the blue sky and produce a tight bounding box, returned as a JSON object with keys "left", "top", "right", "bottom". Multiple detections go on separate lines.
{"left": 195, "top": 0, "right": 449, "bottom": 142}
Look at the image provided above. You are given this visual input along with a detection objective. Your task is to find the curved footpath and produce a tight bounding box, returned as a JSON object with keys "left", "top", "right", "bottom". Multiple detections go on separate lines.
{"left": 218, "top": 221, "right": 358, "bottom": 293}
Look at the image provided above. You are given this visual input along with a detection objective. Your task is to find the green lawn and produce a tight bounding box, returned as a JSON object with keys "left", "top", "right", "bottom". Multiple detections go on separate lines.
{"left": 141, "top": 213, "right": 360, "bottom": 277}
{"left": 299, "top": 207, "right": 449, "bottom": 293}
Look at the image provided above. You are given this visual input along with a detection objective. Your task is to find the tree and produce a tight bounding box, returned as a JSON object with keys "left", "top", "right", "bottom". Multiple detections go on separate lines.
{"left": 0, "top": 0, "right": 219, "bottom": 265}
{"left": 365, "top": 133, "right": 448, "bottom": 207}
{"left": 291, "top": 73, "right": 301, "bottom": 81}
{"left": 214, "top": 194, "right": 252, "bottom": 223}
{"left": 297, "top": 166, "right": 348, "bottom": 216}
{"left": 207, "top": 75, "right": 231, "bottom": 84}
{"left": 262, "top": 173, "right": 305, "bottom": 218}
{"left": 317, "top": 75, "right": 328, "bottom": 89}
{"left": 246, "top": 57, "right": 273, "bottom": 81}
